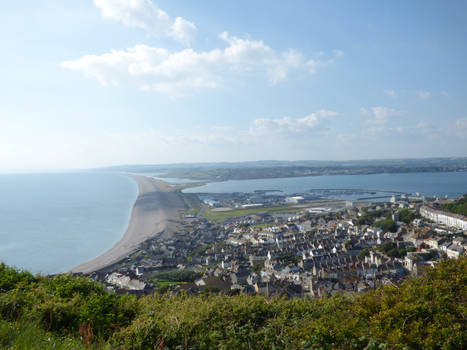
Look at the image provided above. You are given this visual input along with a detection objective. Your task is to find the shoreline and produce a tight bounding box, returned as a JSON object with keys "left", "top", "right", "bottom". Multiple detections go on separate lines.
{"left": 70, "top": 175, "right": 185, "bottom": 274}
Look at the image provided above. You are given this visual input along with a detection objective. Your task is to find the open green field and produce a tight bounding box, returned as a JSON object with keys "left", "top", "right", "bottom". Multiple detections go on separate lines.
{"left": 203, "top": 204, "right": 303, "bottom": 222}
{"left": 203, "top": 199, "right": 346, "bottom": 222}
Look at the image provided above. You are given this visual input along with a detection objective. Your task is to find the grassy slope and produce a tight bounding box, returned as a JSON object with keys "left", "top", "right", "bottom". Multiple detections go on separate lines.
{"left": 204, "top": 205, "right": 303, "bottom": 222}
{"left": 0, "top": 258, "right": 466, "bottom": 349}
{"left": 442, "top": 194, "right": 467, "bottom": 217}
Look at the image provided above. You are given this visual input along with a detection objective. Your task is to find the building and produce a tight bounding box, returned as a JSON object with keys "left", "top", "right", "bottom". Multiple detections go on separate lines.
{"left": 446, "top": 244, "right": 464, "bottom": 259}
{"left": 285, "top": 196, "right": 305, "bottom": 205}
{"left": 420, "top": 205, "right": 467, "bottom": 230}
{"left": 106, "top": 273, "right": 146, "bottom": 290}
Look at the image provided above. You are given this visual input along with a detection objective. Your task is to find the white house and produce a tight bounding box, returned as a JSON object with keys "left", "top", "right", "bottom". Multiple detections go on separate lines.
{"left": 420, "top": 205, "right": 467, "bottom": 230}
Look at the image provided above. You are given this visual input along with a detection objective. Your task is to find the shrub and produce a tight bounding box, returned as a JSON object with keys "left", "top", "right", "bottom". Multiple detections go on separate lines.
{"left": 0, "top": 263, "right": 36, "bottom": 292}
{"left": 152, "top": 270, "right": 199, "bottom": 283}
{"left": 80, "top": 293, "right": 138, "bottom": 338}
{"left": 43, "top": 274, "right": 104, "bottom": 299}
{"left": 37, "top": 296, "right": 80, "bottom": 333}
{"left": 0, "top": 258, "right": 465, "bottom": 349}
{"left": 374, "top": 219, "right": 398, "bottom": 233}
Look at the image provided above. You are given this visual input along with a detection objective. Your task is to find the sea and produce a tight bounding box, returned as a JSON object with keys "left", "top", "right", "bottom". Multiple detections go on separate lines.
{"left": 1, "top": 171, "right": 466, "bottom": 274}
{"left": 183, "top": 171, "right": 467, "bottom": 199}
{"left": 0, "top": 172, "right": 137, "bottom": 274}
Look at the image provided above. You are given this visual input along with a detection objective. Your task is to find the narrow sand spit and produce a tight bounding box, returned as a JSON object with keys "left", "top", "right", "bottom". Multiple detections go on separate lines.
{"left": 70, "top": 175, "right": 185, "bottom": 274}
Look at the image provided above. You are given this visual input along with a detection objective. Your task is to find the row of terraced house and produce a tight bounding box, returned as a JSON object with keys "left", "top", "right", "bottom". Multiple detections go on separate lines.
{"left": 420, "top": 205, "right": 467, "bottom": 230}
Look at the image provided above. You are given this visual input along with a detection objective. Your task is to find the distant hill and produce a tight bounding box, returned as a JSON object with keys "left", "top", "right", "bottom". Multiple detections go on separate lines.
{"left": 102, "top": 157, "right": 467, "bottom": 181}
{"left": 0, "top": 257, "right": 465, "bottom": 349}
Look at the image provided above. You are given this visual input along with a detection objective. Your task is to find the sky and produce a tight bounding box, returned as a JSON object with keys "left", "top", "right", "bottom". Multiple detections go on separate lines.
{"left": 1, "top": 0, "right": 467, "bottom": 171}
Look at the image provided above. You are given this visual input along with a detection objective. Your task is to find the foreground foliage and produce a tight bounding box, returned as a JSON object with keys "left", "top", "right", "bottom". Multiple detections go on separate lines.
{"left": 0, "top": 258, "right": 465, "bottom": 349}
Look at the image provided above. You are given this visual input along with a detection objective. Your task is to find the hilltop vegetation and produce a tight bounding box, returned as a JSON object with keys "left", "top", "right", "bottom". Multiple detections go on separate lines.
{"left": 105, "top": 157, "right": 467, "bottom": 181}
{"left": 0, "top": 258, "right": 466, "bottom": 349}
{"left": 443, "top": 194, "right": 467, "bottom": 217}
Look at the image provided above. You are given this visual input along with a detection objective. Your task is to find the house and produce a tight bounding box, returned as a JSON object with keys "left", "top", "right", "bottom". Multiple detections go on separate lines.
{"left": 106, "top": 273, "right": 146, "bottom": 291}
{"left": 135, "top": 266, "right": 145, "bottom": 276}
{"left": 420, "top": 205, "right": 467, "bottom": 230}
{"left": 446, "top": 244, "right": 464, "bottom": 259}
{"left": 298, "top": 221, "right": 312, "bottom": 233}
{"left": 425, "top": 236, "right": 445, "bottom": 250}
{"left": 285, "top": 196, "right": 305, "bottom": 205}
{"left": 452, "top": 236, "right": 465, "bottom": 247}
{"left": 195, "top": 278, "right": 206, "bottom": 286}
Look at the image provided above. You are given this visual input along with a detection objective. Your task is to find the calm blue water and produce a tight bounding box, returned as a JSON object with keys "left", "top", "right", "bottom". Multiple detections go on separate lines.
{"left": 0, "top": 172, "right": 137, "bottom": 274}
{"left": 184, "top": 171, "right": 467, "bottom": 198}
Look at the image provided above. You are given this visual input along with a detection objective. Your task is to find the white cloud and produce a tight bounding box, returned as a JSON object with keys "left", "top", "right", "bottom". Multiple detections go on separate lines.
{"left": 364, "top": 106, "right": 402, "bottom": 125}
{"left": 415, "top": 120, "right": 440, "bottom": 138}
{"left": 93, "top": 0, "right": 197, "bottom": 45}
{"left": 456, "top": 118, "right": 467, "bottom": 130}
{"left": 416, "top": 120, "right": 430, "bottom": 129}
{"left": 306, "top": 59, "right": 320, "bottom": 74}
{"left": 441, "top": 90, "right": 449, "bottom": 97}
{"left": 282, "top": 49, "right": 305, "bottom": 67}
{"left": 169, "top": 17, "right": 197, "bottom": 46}
{"left": 418, "top": 91, "right": 431, "bottom": 100}
{"left": 62, "top": 33, "right": 330, "bottom": 97}
{"left": 250, "top": 110, "right": 338, "bottom": 135}
{"left": 332, "top": 49, "right": 344, "bottom": 57}
{"left": 4, "top": 110, "right": 467, "bottom": 171}
{"left": 361, "top": 106, "right": 406, "bottom": 138}
{"left": 384, "top": 89, "right": 396, "bottom": 97}
{"left": 359, "top": 107, "right": 370, "bottom": 116}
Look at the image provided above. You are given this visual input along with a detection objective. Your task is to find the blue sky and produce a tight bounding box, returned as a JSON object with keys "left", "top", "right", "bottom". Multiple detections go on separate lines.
{"left": 1, "top": 0, "right": 466, "bottom": 171}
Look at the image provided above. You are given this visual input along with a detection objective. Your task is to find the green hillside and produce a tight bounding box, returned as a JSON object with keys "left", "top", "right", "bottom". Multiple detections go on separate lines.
{"left": 442, "top": 194, "right": 467, "bottom": 217}
{"left": 0, "top": 258, "right": 466, "bottom": 349}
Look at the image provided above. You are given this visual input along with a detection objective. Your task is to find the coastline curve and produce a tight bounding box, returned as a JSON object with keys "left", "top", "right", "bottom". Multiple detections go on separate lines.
{"left": 70, "top": 175, "right": 184, "bottom": 274}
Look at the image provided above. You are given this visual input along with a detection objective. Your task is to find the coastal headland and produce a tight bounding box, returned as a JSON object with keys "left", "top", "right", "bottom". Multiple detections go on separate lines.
{"left": 70, "top": 175, "right": 185, "bottom": 274}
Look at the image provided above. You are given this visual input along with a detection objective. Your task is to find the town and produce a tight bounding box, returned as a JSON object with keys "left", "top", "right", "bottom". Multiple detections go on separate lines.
{"left": 83, "top": 189, "right": 467, "bottom": 298}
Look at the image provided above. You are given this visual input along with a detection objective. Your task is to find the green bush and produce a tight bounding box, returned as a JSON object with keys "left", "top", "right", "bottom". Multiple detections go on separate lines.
{"left": 37, "top": 295, "right": 80, "bottom": 333}
{"left": 153, "top": 270, "right": 199, "bottom": 283}
{"left": 358, "top": 248, "right": 371, "bottom": 259}
{"left": 442, "top": 194, "right": 467, "bottom": 216}
{"left": 356, "top": 210, "right": 391, "bottom": 225}
{"left": 398, "top": 208, "right": 421, "bottom": 224}
{"left": 374, "top": 219, "right": 398, "bottom": 233}
{"left": 0, "top": 263, "right": 36, "bottom": 291}
{"left": 0, "top": 258, "right": 465, "bottom": 349}
{"left": 41, "top": 274, "right": 104, "bottom": 298}
{"left": 80, "top": 293, "right": 138, "bottom": 338}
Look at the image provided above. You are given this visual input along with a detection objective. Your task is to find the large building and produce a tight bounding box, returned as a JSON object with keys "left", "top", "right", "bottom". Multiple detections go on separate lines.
{"left": 420, "top": 205, "right": 467, "bottom": 230}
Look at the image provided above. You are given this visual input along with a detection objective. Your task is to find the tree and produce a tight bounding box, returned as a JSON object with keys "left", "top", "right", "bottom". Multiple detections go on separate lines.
{"left": 374, "top": 219, "right": 398, "bottom": 233}
{"left": 442, "top": 194, "right": 467, "bottom": 216}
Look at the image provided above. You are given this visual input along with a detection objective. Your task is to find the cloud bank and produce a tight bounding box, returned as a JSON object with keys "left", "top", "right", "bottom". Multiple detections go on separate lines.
{"left": 250, "top": 110, "right": 339, "bottom": 135}
{"left": 62, "top": 32, "right": 328, "bottom": 97}
{"left": 93, "top": 0, "right": 197, "bottom": 45}
{"left": 363, "top": 106, "right": 402, "bottom": 125}
{"left": 418, "top": 91, "right": 431, "bottom": 100}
